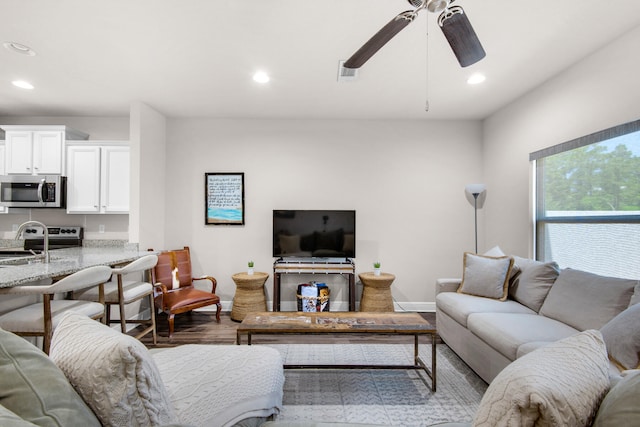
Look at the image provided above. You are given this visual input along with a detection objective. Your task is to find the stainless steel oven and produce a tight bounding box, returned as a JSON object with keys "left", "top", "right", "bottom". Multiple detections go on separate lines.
{"left": 0, "top": 175, "right": 66, "bottom": 208}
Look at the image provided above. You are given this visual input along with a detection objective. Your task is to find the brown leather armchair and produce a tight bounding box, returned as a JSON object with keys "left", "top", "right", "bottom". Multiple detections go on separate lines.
{"left": 150, "top": 246, "right": 221, "bottom": 338}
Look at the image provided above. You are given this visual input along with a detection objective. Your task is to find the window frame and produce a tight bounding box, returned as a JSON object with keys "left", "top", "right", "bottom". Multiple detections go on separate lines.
{"left": 531, "top": 119, "right": 640, "bottom": 265}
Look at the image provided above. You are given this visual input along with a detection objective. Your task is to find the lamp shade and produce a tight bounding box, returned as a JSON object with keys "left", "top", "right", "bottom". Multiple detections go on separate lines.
{"left": 465, "top": 184, "right": 486, "bottom": 195}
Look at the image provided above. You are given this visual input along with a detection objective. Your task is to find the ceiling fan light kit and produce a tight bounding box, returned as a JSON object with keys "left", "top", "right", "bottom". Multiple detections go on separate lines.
{"left": 342, "top": 0, "right": 485, "bottom": 70}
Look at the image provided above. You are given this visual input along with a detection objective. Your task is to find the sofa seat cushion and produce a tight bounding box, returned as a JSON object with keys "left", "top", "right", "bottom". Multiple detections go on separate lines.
{"left": 436, "top": 292, "right": 535, "bottom": 328}
{"left": 152, "top": 344, "right": 285, "bottom": 427}
{"left": 539, "top": 268, "right": 638, "bottom": 331}
{"left": 467, "top": 312, "right": 579, "bottom": 361}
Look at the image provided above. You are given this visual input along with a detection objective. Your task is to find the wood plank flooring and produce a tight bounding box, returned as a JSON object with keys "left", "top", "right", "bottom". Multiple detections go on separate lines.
{"left": 140, "top": 311, "right": 438, "bottom": 348}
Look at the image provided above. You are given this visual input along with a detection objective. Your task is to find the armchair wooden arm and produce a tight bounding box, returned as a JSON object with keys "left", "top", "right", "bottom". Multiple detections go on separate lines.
{"left": 193, "top": 275, "right": 217, "bottom": 293}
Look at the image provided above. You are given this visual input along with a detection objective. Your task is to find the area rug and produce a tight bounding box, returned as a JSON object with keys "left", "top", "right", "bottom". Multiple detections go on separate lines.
{"left": 261, "top": 343, "right": 487, "bottom": 426}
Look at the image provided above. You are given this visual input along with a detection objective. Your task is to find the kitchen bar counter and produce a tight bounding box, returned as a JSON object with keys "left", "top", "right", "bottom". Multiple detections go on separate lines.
{"left": 0, "top": 246, "right": 154, "bottom": 288}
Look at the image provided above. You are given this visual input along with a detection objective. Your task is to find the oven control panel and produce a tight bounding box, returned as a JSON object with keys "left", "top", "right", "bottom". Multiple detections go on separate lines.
{"left": 20, "top": 226, "right": 83, "bottom": 239}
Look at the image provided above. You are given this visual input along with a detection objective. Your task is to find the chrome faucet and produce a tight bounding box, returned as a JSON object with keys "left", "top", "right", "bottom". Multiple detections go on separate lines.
{"left": 16, "top": 221, "right": 50, "bottom": 263}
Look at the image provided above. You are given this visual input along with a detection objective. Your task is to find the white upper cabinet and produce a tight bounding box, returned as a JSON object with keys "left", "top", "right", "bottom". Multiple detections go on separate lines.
{"left": 66, "top": 143, "right": 129, "bottom": 214}
{"left": 1, "top": 125, "right": 88, "bottom": 175}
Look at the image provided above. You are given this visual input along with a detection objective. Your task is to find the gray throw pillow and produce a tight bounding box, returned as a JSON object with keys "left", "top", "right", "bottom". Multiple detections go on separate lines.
{"left": 509, "top": 256, "right": 559, "bottom": 312}
{"left": 458, "top": 252, "right": 514, "bottom": 301}
{"left": 600, "top": 304, "right": 640, "bottom": 370}
{"left": 0, "top": 327, "right": 100, "bottom": 427}
{"left": 539, "top": 269, "right": 638, "bottom": 331}
{"left": 592, "top": 369, "right": 640, "bottom": 427}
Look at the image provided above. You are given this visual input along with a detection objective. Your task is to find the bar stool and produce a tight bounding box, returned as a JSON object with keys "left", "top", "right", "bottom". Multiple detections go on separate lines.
{"left": 0, "top": 265, "right": 113, "bottom": 354}
{"left": 75, "top": 254, "right": 158, "bottom": 344}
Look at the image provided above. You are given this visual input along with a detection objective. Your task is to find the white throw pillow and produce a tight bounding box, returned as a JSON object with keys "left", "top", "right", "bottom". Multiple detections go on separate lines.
{"left": 50, "top": 313, "right": 177, "bottom": 427}
{"left": 458, "top": 252, "right": 514, "bottom": 301}
{"left": 473, "top": 330, "right": 610, "bottom": 427}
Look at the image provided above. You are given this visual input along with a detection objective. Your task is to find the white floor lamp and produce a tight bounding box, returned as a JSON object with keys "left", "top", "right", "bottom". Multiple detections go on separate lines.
{"left": 465, "top": 184, "right": 486, "bottom": 254}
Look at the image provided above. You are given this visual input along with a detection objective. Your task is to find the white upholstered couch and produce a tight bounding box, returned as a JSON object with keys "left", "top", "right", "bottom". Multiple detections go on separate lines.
{"left": 0, "top": 313, "right": 284, "bottom": 427}
{"left": 435, "top": 251, "right": 639, "bottom": 384}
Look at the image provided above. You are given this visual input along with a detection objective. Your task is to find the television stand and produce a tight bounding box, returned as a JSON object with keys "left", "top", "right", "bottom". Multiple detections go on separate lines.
{"left": 273, "top": 258, "right": 355, "bottom": 311}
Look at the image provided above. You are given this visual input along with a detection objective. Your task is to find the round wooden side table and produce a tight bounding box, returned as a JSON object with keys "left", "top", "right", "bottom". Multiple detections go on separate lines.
{"left": 231, "top": 272, "right": 269, "bottom": 322}
{"left": 358, "top": 272, "right": 396, "bottom": 312}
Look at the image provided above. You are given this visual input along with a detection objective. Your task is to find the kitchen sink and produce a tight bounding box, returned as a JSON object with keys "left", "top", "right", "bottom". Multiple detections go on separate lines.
{"left": 0, "top": 251, "right": 46, "bottom": 267}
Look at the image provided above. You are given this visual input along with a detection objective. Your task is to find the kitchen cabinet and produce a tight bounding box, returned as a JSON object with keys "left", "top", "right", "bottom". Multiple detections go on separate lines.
{"left": 0, "top": 126, "right": 88, "bottom": 175}
{"left": 66, "top": 143, "right": 129, "bottom": 214}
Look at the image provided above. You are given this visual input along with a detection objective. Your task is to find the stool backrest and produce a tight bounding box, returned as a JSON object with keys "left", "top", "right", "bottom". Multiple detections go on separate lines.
{"left": 52, "top": 265, "right": 113, "bottom": 294}
{"left": 0, "top": 265, "right": 113, "bottom": 295}
{"left": 112, "top": 254, "right": 158, "bottom": 276}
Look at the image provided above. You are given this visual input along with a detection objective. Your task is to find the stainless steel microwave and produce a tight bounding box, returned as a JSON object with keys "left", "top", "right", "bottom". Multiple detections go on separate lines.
{"left": 0, "top": 175, "right": 66, "bottom": 208}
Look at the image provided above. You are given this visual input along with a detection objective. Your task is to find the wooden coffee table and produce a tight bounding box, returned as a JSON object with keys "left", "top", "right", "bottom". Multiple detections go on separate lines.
{"left": 236, "top": 311, "right": 438, "bottom": 391}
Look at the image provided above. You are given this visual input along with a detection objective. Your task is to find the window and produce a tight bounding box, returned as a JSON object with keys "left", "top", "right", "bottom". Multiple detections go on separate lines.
{"left": 531, "top": 119, "right": 640, "bottom": 279}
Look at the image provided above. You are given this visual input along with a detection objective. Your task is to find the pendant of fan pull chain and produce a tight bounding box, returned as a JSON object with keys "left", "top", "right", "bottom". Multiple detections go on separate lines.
{"left": 343, "top": 0, "right": 485, "bottom": 69}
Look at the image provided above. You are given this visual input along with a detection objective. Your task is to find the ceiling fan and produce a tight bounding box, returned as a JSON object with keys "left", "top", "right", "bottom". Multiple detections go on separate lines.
{"left": 343, "top": 0, "right": 485, "bottom": 69}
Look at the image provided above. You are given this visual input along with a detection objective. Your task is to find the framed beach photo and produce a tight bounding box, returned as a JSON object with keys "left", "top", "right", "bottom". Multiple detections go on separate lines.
{"left": 205, "top": 172, "right": 245, "bottom": 225}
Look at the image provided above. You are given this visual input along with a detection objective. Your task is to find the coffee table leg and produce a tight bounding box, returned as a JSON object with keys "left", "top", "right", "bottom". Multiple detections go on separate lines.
{"left": 431, "top": 333, "right": 437, "bottom": 392}
{"left": 415, "top": 334, "right": 436, "bottom": 392}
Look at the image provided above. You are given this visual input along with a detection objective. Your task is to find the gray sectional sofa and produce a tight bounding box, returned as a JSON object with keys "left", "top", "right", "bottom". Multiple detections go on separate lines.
{"left": 436, "top": 252, "right": 640, "bottom": 384}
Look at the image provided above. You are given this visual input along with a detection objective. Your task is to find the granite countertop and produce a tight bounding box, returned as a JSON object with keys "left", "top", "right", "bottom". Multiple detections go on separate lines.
{"left": 0, "top": 246, "right": 155, "bottom": 288}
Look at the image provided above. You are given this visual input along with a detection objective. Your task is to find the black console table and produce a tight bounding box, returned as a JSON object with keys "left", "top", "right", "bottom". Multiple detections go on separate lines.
{"left": 273, "top": 258, "right": 356, "bottom": 311}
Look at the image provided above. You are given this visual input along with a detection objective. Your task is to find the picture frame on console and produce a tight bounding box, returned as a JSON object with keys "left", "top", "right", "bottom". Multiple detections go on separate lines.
{"left": 205, "top": 172, "right": 245, "bottom": 225}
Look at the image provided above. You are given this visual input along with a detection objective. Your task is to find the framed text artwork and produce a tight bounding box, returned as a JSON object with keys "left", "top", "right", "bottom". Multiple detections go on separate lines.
{"left": 205, "top": 173, "right": 245, "bottom": 225}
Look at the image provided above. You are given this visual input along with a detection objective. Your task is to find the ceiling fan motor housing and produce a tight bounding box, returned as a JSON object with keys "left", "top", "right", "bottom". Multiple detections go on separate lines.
{"left": 422, "top": 0, "right": 451, "bottom": 13}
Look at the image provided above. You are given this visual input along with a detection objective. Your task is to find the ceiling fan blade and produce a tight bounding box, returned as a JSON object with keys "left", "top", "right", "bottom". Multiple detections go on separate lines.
{"left": 438, "top": 6, "right": 485, "bottom": 67}
{"left": 343, "top": 11, "right": 416, "bottom": 69}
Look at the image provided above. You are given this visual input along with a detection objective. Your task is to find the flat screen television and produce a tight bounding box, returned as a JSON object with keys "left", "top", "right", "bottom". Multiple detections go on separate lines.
{"left": 273, "top": 210, "right": 355, "bottom": 259}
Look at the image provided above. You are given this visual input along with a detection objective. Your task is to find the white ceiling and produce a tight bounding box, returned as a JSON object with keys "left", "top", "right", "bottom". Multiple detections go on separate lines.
{"left": 1, "top": 0, "right": 640, "bottom": 121}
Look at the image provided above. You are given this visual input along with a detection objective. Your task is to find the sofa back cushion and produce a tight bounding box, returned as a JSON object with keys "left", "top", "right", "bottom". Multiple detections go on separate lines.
{"left": 0, "top": 326, "right": 100, "bottom": 427}
{"left": 592, "top": 369, "right": 640, "bottom": 427}
{"left": 509, "top": 256, "right": 559, "bottom": 312}
{"left": 600, "top": 303, "right": 640, "bottom": 370}
{"left": 539, "top": 268, "right": 638, "bottom": 331}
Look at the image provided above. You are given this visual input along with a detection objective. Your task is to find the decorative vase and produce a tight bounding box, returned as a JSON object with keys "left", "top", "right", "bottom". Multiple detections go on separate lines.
{"left": 374, "top": 268, "right": 381, "bottom": 276}
{"left": 248, "top": 267, "right": 254, "bottom": 275}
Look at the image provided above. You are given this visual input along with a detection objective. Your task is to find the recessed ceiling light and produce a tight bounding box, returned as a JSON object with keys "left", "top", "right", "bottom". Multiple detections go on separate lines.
{"left": 467, "top": 73, "right": 486, "bottom": 85}
{"left": 3, "top": 42, "right": 36, "bottom": 56}
{"left": 253, "top": 71, "right": 270, "bottom": 84}
{"left": 12, "top": 80, "right": 34, "bottom": 90}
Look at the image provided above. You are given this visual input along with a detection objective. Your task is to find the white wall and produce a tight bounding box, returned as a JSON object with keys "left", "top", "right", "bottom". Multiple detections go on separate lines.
{"left": 129, "top": 102, "right": 167, "bottom": 250}
{"left": 482, "top": 25, "right": 640, "bottom": 258}
{"left": 164, "top": 118, "right": 483, "bottom": 310}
